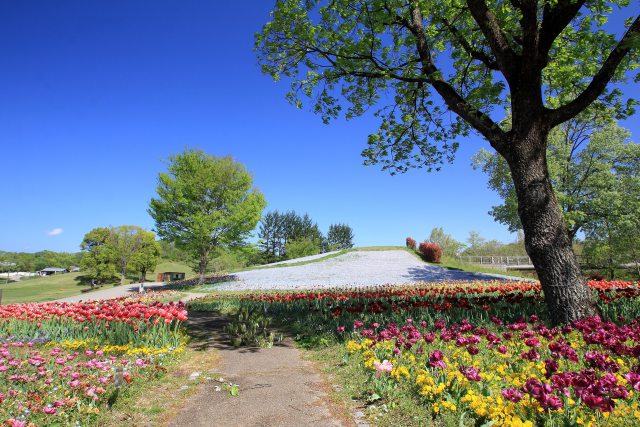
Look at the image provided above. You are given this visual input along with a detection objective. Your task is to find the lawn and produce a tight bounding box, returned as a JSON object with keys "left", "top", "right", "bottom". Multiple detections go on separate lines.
{"left": 152, "top": 260, "right": 195, "bottom": 277}
{"left": 0, "top": 260, "right": 195, "bottom": 305}
{"left": 0, "top": 272, "right": 93, "bottom": 305}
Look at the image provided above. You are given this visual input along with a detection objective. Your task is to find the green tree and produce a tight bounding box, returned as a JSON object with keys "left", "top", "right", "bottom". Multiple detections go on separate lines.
{"left": 427, "top": 227, "right": 464, "bottom": 257}
{"left": 326, "top": 223, "right": 354, "bottom": 250}
{"left": 80, "top": 228, "right": 118, "bottom": 284}
{"left": 582, "top": 151, "right": 640, "bottom": 279}
{"left": 473, "top": 123, "right": 639, "bottom": 239}
{"left": 462, "top": 231, "right": 505, "bottom": 256}
{"left": 258, "top": 210, "right": 324, "bottom": 260}
{"left": 149, "top": 149, "right": 266, "bottom": 284}
{"left": 108, "top": 225, "right": 150, "bottom": 286}
{"left": 128, "top": 230, "right": 161, "bottom": 282}
{"left": 256, "top": 1, "right": 640, "bottom": 323}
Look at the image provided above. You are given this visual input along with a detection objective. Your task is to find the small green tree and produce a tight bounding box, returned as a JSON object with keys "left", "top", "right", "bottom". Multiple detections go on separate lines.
{"left": 427, "top": 227, "right": 464, "bottom": 257}
{"left": 80, "top": 228, "right": 118, "bottom": 284}
{"left": 326, "top": 223, "right": 354, "bottom": 250}
{"left": 149, "top": 149, "right": 266, "bottom": 284}
{"left": 109, "top": 225, "right": 150, "bottom": 286}
{"left": 128, "top": 230, "right": 161, "bottom": 282}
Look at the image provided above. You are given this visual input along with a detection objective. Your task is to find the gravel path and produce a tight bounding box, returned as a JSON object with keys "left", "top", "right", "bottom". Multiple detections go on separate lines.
{"left": 212, "top": 250, "right": 518, "bottom": 291}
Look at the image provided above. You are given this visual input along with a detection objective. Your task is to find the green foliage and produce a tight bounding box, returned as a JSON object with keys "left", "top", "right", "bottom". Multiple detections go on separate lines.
{"left": 258, "top": 210, "right": 324, "bottom": 261}
{"left": 427, "top": 227, "right": 464, "bottom": 257}
{"left": 473, "top": 122, "right": 639, "bottom": 242}
{"left": 256, "top": 1, "right": 639, "bottom": 174}
{"left": 128, "top": 229, "right": 161, "bottom": 281}
{"left": 459, "top": 230, "right": 528, "bottom": 257}
{"left": 158, "top": 241, "right": 189, "bottom": 263}
{"left": 148, "top": 149, "right": 266, "bottom": 282}
{"left": 208, "top": 246, "right": 257, "bottom": 273}
{"left": 284, "top": 237, "right": 322, "bottom": 260}
{"left": 80, "top": 227, "right": 119, "bottom": 284}
{"left": 326, "top": 223, "right": 354, "bottom": 250}
{"left": 0, "top": 250, "right": 82, "bottom": 273}
{"left": 109, "top": 225, "right": 154, "bottom": 285}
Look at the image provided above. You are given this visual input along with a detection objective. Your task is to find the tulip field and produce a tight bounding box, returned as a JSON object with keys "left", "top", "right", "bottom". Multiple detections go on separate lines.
{"left": 190, "top": 279, "right": 640, "bottom": 426}
{"left": 0, "top": 292, "right": 188, "bottom": 426}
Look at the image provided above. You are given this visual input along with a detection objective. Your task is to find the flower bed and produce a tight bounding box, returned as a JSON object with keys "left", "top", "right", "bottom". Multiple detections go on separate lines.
{"left": 190, "top": 279, "right": 640, "bottom": 426}
{"left": 0, "top": 293, "right": 187, "bottom": 426}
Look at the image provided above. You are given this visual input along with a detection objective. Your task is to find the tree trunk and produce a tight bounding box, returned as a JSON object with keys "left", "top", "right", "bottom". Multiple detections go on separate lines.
{"left": 505, "top": 124, "right": 598, "bottom": 324}
{"left": 198, "top": 249, "right": 209, "bottom": 285}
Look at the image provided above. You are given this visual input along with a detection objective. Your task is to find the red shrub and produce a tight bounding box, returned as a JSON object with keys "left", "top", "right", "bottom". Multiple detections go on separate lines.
{"left": 406, "top": 237, "right": 417, "bottom": 249}
{"left": 419, "top": 242, "right": 443, "bottom": 263}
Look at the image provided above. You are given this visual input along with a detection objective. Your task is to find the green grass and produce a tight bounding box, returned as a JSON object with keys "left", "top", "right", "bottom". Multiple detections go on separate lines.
{"left": 0, "top": 260, "right": 195, "bottom": 305}
{"left": 435, "top": 255, "right": 536, "bottom": 280}
{"left": 151, "top": 260, "right": 195, "bottom": 277}
{"left": 234, "top": 250, "right": 352, "bottom": 272}
{"left": 0, "top": 272, "right": 94, "bottom": 304}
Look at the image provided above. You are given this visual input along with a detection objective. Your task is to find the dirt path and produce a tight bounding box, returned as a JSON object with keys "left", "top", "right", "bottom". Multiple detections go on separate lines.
{"left": 168, "top": 311, "right": 350, "bottom": 427}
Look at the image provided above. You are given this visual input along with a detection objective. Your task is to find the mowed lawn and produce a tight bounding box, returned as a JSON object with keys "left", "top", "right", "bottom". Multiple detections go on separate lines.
{"left": 0, "top": 272, "right": 90, "bottom": 305}
{"left": 0, "top": 261, "right": 195, "bottom": 305}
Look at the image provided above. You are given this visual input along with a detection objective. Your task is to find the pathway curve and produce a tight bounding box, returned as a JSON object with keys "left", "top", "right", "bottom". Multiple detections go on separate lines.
{"left": 167, "top": 311, "right": 349, "bottom": 427}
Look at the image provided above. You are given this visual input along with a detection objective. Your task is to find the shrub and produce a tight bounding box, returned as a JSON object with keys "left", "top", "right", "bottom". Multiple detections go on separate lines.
{"left": 285, "top": 237, "right": 322, "bottom": 260}
{"left": 405, "top": 237, "right": 416, "bottom": 249}
{"left": 419, "top": 242, "right": 442, "bottom": 263}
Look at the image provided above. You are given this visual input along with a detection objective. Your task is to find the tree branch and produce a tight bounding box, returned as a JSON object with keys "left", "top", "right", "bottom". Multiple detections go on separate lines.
{"left": 547, "top": 15, "right": 640, "bottom": 127}
{"left": 465, "top": 0, "right": 518, "bottom": 83}
{"left": 406, "top": 3, "right": 507, "bottom": 149}
{"left": 539, "top": 0, "right": 587, "bottom": 61}
{"left": 441, "top": 17, "right": 500, "bottom": 70}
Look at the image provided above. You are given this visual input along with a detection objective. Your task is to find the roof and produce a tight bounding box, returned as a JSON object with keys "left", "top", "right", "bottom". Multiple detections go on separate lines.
{"left": 40, "top": 268, "right": 67, "bottom": 272}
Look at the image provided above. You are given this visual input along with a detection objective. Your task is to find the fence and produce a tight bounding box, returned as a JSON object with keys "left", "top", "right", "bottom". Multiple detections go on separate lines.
{"left": 456, "top": 256, "right": 533, "bottom": 266}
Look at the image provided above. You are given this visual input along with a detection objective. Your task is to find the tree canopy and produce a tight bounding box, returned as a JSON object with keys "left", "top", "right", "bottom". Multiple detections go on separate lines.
{"left": 149, "top": 149, "right": 266, "bottom": 283}
{"left": 473, "top": 122, "right": 639, "bottom": 240}
{"left": 257, "top": 0, "right": 638, "bottom": 173}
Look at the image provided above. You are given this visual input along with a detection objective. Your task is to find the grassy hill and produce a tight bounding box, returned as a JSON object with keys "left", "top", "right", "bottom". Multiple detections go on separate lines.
{"left": 152, "top": 261, "right": 195, "bottom": 277}
{"left": 0, "top": 272, "right": 91, "bottom": 305}
{"left": 0, "top": 260, "right": 195, "bottom": 305}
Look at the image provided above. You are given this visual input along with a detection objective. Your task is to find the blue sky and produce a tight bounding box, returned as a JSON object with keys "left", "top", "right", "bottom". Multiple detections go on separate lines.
{"left": 1, "top": 1, "right": 638, "bottom": 253}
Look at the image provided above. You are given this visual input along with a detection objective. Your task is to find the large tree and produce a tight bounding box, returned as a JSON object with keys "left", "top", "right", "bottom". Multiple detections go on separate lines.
{"left": 256, "top": 0, "right": 639, "bottom": 323}
{"left": 149, "top": 149, "right": 266, "bottom": 284}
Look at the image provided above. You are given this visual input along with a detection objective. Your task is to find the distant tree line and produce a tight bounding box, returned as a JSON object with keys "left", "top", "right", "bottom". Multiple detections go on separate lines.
{"left": 420, "top": 227, "right": 528, "bottom": 259}
{"left": 258, "top": 210, "right": 353, "bottom": 263}
{"left": 0, "top": 250, "right": 83, "bottom": 273}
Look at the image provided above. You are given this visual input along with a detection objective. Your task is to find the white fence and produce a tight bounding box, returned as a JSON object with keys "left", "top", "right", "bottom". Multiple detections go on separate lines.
{"left": 456, "top": 256, "right": 532, "bottom": 266}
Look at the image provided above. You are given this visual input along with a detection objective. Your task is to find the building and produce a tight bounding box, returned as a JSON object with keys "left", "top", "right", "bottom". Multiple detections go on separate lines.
{"left": 39, "top": 267, "right": 68, "bottom": 276}
{"left": 156, "top": 272, "right": 186, "bottom": 282}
